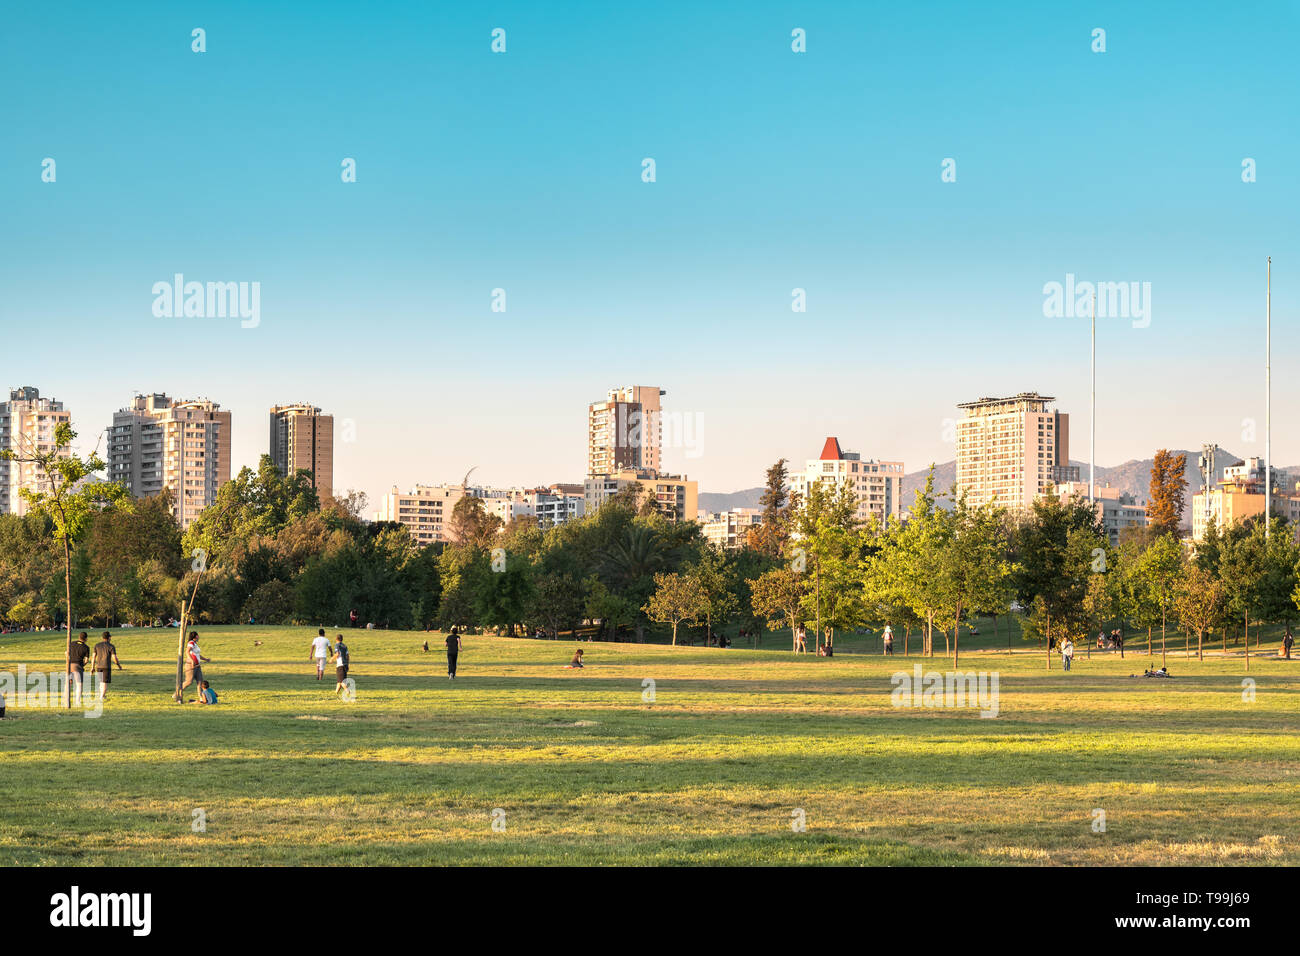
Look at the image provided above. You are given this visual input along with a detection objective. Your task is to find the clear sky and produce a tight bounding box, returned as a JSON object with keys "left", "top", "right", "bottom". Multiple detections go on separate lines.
{"left": 2, "top": 1, "right": 1297, "bottom": 509}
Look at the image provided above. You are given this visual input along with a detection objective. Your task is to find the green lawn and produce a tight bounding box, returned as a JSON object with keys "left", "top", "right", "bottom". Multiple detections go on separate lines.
{"left": 1, "top": 622, "right": 1297, "bottom": 865}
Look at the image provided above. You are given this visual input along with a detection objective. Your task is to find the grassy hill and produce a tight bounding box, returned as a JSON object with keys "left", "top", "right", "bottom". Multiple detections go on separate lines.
{"left": 0, "top": 623, "right": 1296, "bottom": 865}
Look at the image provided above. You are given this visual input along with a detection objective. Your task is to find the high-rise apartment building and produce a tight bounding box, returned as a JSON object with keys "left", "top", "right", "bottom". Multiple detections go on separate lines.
{"left": 0, "top": 387, "right": 72, "bottom": 515}
{"left": 108, "top": 394, "right": 231, "bottom": 529}
{"left": 587, "top": 386, "right": 664, "bottom": 477}
{"left": 269, "top": 403, "right": 333, "bottom": 497}
{"left": 955, "top": 393, "right": 1075, "bottom": 510}
{"left": 788, "top": 437, "right": 904, "bottom": 526}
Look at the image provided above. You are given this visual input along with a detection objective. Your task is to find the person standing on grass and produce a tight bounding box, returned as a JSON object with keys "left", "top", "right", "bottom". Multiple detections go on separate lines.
{"left": 1061, "top": 637, "right": 1075, "bottom": 672}
{"left": 68, "top": 632, "right": 90, "bottom": 706}
{"left": 446, "top": 628, "right": 462, "bottom": 680}
{"left": 309, "top": 628, "right": 331, "bottom": 681}
{"left": 332, "top": 634, "right": 350, "bottom": 697}
{"left": 883, "top": 624, "right": 894, "bottom": 656}
{"left": 180, "top": 631, "right": 210, "bottom": 702}
{"left": 92, "top": 631, "right": 124, "bottom": 702}
{"left": 1284, "top": 630, "right": 1294, "bottom": 660}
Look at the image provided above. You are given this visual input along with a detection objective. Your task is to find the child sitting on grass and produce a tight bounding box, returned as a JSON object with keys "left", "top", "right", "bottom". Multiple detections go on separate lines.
{"left": 198, "top": 680, "right": 218, "bottom": 704}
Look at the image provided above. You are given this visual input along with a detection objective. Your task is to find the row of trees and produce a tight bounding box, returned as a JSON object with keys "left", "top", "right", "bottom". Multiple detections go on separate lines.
{"left": 4, "top": 428, "right": 1298, "bottom": 670}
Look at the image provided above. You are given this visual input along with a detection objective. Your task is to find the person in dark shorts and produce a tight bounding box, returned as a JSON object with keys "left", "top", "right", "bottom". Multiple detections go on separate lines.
{"left": 92, "top": 631, "right": 124, "bottom": 702}
{"left": 68, "top": 632, "right": 91, "bottom": 706}
{"left": 569, "top": 648, "right": 584, "bottom": 669}
{"left": 446, "top": 628, "right": 462, "bottom": 679}
{"left": 180, "top": 631, "right": 210, "bottom": 702}
{"left": 332, "top": 635, "right": 350, "bottom": 697}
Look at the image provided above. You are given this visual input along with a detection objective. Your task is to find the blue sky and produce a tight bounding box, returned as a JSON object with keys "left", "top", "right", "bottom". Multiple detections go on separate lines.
{"left": 2, "top": 1, "right": 1297, "bottom": 508}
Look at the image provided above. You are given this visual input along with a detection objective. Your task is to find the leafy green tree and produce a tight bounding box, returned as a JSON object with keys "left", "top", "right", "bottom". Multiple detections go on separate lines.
{"left": 1175, "top": 563, "right": 1225, "bottom": 661}
{"left": 643, "top": 571, "right": 706, "bottom": 645}
{"left": 1133, "top": 534, "right": 1184, "bottom": 668}
{"left": 0, "top": 422, "right": 130, "bottom": 706}
{"left": 750, "top": 566, "right": 808, "bottom": 650}
{"left": 1013, "top": 493, "right": 1107, "bottom": 668}
{"left": 688, "top": 547, "right": 739, "bottom": 645}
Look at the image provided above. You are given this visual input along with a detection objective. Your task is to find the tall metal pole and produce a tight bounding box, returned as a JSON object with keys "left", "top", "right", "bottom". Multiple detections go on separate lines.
{"left": 1090, "top": 292, "right": 1096, "bottom": 503}
{"left": 1266, "top": 256, "right": 1271, "bottom": 540}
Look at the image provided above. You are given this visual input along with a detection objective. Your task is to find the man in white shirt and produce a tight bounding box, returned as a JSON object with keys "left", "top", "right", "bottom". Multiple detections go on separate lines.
{"left": 309, "top": 628, "right": 331, "bottom": 681}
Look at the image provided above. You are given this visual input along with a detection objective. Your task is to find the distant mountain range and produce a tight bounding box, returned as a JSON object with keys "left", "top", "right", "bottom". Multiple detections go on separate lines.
{"left": 700, "top": 447, "right": 1291, "bottom": 528}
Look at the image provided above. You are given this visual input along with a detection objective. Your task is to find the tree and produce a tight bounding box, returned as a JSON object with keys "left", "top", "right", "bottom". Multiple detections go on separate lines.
{"left": 1175, "top": 563, "right": 1225, "bottom": 661}
{"left": 0, "top": 422, "right": 130, "bottom": 707}
{"left": 1013, "top": 493, "right": 1106, "bottom": 668}
{"left": 749, "top": 566, "right": 807, "bottom": 649}
{"left": 791, "top": 478, "right": 862, "bottom": 648}
{"left": 643, "top": 571, "right": 706, "bottom": 645}
{"left": 747, "top": 458, "right": 793, "bottom": 556}
{"left": 1147, "top": 449, "right": 1188, "bottom": 537}
{"left": 1133, "top": 534, "right": 1184, "bottom": 668}
{"left": 943, "top": 494, "right": 1015, "bottom": 668}
{"left": 883, "top": 471, "right": 952, "bottom": 657}
{"left": 446, "top": 495, "right": 503, "bottom": 548}
{"left": 688, "top": 547, "right": 739, "bottom": 645}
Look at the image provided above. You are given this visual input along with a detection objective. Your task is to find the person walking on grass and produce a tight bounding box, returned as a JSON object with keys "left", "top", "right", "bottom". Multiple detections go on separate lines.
{"left": 883, "top": 624, "right": 894, "bottom": 656}
{"left": 332, "top": 634, "right": 350, "bottom": 697}
{"left": 1062, "top": 637, "right": 1075, "bottom": 672}
{"left": 446, "top": 627, "right": 462, "bottom": 679}
{"left": 68, "top": 631, "right": 90, "bottom": 707}
{"left": 93, "top": 631, "right": 124, "bottom": 702}
{"left": 179, "top": 631, "right": 210, "bottom": 702}
{"left": 1284, "top": 629, "right": 1294, "bottom": 660}
{"left": 309, "top": 628, "right": 331, "bottom": 681}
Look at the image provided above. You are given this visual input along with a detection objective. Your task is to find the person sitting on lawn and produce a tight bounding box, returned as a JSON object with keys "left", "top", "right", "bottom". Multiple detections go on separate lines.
{"left": 568, "top": 648, "right": 584, "bottom": 669}
{"left": 198, "top": 680, "right": 218, "bottom": 705}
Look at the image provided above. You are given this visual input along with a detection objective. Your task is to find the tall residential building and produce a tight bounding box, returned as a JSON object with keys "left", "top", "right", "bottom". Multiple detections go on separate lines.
{"left": 955, "top": 393, "right": 1075, "bottom": 510}
{"left": 1191, "top": 456, "right": 1300, "bottom": 541}
{"left": 788, "top": 437, "right": 904, "bottom": 526}
{"left": 108, "top": 394, "right": 231, "bottom": 529}
{"left": 269, "top": 403, "right": 334, "bottom": 497}
{"left": 1056, "top": 481, "right": 1147, "bottom": 544}
{"left": 584, "top": 469, "right": 698, "bottom": 522}
{"left": 587, "top": 385, "right": 664, "bottom": 478}
{"left": 0, "top": 387, "right": 72, "bottom": 515}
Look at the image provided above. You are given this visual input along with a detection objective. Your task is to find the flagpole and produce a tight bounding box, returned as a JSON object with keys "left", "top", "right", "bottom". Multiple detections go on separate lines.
{"left": 1265, "top": 256, "right": 1271, "bottom": 540}
{"left": 1090, "top": 292, "right": 1096, "bottom": 503}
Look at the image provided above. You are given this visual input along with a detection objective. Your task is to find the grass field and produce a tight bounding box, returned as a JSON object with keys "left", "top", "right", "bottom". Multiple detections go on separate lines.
{"left": 1, "top": 622, "right": 1297, "bottom": 866}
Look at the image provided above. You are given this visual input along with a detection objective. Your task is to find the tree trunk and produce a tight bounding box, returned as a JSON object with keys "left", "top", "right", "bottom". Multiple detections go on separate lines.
{"left": 1161, "top": 611, "right": 1167, "bottom": 668}
{"left": 904, "top": 623, "right": 910, "bottom": 657}
{"left": 953, "top": 600, "right": 962, "bottom": 668}
{"left": 63, "top": 539, "right": 72, "bottom": 709}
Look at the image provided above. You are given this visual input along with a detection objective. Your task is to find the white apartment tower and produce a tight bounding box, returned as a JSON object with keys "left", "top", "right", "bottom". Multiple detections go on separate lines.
{"left": 955, "top": 393, "right": 1076, "bottom": 510}
{"left": 0, "top": 387, "right": 72, "bottom": 515}
{"left": 109, "top": 393, "right": 232, "bottom": 528}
